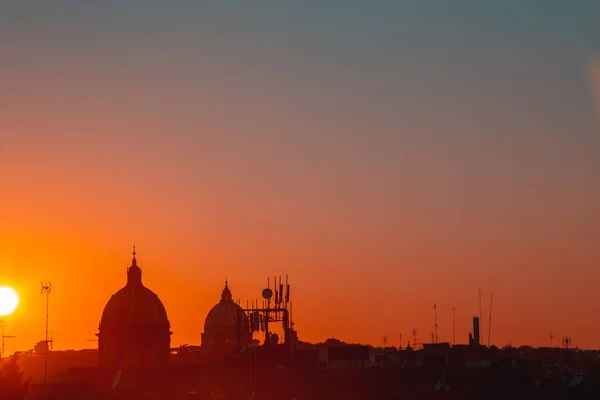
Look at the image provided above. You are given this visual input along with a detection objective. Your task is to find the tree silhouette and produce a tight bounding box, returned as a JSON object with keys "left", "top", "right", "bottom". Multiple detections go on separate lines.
{"left": 0, "top": 353, "right": 30, "bottom": 400}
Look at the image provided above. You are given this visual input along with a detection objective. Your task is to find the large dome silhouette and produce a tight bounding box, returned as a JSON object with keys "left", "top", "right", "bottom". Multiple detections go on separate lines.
{"left": 100, "top": 270, "right": 169, "bottom": 330}
{"left": 97, "top": 248, "right": 171, "bottom": 368}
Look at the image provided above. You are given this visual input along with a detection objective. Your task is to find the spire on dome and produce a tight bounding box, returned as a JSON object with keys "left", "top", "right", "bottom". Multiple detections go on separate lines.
{"left": 221, "top": 280, "right": 232, "bottom": 302}
{"left": 127, "top": 245, "right": 142, "bottom": 285}
{"left": 132, "top": 245, "right": 137, "bottom": 266}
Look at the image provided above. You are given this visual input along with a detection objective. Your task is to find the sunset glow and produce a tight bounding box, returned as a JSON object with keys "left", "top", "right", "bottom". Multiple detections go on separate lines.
{"left": 0, "top": 2, "right": 599, "bottom": 355}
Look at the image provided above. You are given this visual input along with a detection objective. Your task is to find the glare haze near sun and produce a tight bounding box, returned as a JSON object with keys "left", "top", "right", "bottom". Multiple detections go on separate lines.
{"left": 0, "top": 286, "right": 19, "bottom": 317}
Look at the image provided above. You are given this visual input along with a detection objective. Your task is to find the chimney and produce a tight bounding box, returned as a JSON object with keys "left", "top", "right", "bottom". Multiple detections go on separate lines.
{"left": 473, "top": 317, "right": 480, "bottom": 347}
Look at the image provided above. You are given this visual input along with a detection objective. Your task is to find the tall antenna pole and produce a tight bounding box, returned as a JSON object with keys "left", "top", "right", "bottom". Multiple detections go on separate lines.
{"left": 41, "top": 282, "right": 52, "bottom": 385}
{"left": 487, "top": 292, "right": 493, "bottom": 347}
{"left": 479, "top": 286, "right": 483, "bottom": 344}
{"left": 433, "top": 304, "right": 438, "bottom": 344}
{"left": 412, "top": 329, "right": 417, "bottom": 348}
{"left": 478, "top": 286, "right": 482, "bottom": 322}
{"left": 550, "top": 331, "right": 554, "bottom": 348}
{"left": 451, "top": 307, "right": 456, "bottom": 345}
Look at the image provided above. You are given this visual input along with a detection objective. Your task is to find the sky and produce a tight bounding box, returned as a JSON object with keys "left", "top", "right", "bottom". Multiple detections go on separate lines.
{"left": 0, "top": 1, "right": 599, "bottom": 353}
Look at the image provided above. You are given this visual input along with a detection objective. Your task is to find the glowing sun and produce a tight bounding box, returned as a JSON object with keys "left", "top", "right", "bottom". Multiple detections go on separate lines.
{"left": 0, "top": 286, "right": 19, "bottom": 317}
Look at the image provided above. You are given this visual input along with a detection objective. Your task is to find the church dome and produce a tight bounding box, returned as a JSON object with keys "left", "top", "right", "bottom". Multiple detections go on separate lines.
{"left": 99, "top": 251, "right": 170, "bottom": 331}
{"left": 204, "top": 281, "right": 245, "bottom": 331}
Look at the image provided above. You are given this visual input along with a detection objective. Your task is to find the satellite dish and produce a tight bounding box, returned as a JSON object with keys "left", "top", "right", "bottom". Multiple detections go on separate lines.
{"left": 112, "top": 369, "right": 122, "bottom": 389}
{"left": 262, "top": 288, "right": 273, "bottom": 300}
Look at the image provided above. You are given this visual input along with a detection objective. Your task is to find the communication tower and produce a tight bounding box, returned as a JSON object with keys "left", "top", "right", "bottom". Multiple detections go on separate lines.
{"left": 235, "top": 275, "right": 294, "bottom": 352}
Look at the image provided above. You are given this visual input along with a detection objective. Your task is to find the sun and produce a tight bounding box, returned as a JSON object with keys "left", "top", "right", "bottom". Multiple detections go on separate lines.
{"left": 0, "top": 286, "right": 19, "bottom": 317}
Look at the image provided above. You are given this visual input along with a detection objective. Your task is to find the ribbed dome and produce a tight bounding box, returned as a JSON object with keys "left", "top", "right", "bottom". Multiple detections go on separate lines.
{"left": 99, "top": 252, "right": 170, "bottom": 331}
{"left": 204, "top": 282, "right": 246, "bottom": 331}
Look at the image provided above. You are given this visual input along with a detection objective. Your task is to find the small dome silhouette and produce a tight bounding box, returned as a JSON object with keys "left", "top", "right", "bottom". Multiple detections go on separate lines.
{"left": 201, "top": 281, "right": 253, "bottom": 354}
{"left": 204, "top": 281, "right": 244, "bottom": 331}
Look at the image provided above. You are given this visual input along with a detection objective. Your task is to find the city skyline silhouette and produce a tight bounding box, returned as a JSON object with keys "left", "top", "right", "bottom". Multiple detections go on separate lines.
{"left": 1, "top": 1, "right": 600, "bottom": 356}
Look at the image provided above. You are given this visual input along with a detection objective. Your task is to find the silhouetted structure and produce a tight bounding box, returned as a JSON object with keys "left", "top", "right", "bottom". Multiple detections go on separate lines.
{"left": 201, "top": 281, "right": 252, "bottom": 355}
{"left": 97, "top": 248, "right": 171, "bottom": 369}
{"left": 471, "top": 316, "right": 481, "bottom": 347}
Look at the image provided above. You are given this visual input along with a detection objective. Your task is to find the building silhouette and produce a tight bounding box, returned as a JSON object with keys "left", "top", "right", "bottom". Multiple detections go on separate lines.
{"left": 97, "top": 249, "right": 171, "bottom": 368}
{"left": 201, "top": 281, "right": 252, "bottom": 355}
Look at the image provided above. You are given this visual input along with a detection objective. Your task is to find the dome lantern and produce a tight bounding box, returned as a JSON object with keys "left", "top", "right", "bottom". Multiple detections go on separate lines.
{"left": 126, "top": 245, "right": 142, "bottom": 286}
{"left": 221, "top": 280, "right": 232, "bottom": 302}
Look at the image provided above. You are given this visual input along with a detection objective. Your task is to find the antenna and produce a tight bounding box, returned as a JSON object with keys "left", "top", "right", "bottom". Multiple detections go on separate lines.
{"left": 433, "top": 304, "right": 438, "bottom": 344}
{"left": 550, "top": 331, "right": 554, "bottom": 347}
{"left": 412, "top": 329, "right": 417, "bottom": 347}
{"left": 279, "top": 276, "right": 283, "bottom": 308}
{"left": 562, "top": 336, "right": 572, "bottom": 349}
{"left": 451, "top": 306, "right": 456, "bottom": 345}
{"left": 479, "top": 286, "right": 484, "bottom": 346}
{"left": 383, "top": 336, "right": 388, "bottom": 349}
{"left": 285, "top": 275, "right": 290, "bottom": 305}
{"left": 487, "top": 292, "right": 493, "bottom": 347}
{"left": 399, "top": 333, "right": 402, "bottom": 350}
{"left": 41, "top": 281, "right": 52, "bottom": 385}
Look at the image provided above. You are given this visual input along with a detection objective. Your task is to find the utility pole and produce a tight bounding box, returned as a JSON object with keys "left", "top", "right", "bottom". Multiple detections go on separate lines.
{"left": 451, "top": 307, "right": 456, "bottom": 345}
{"left": 41, "top": 282, "right": 52, "bottom": 384}
{"left": 1, "top": 319, "right": 16, "bottom": 360}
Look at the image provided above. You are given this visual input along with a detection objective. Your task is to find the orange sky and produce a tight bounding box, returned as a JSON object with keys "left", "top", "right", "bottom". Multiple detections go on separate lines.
{"left": 1, "top": 2, "right": 600, "bottom": 355}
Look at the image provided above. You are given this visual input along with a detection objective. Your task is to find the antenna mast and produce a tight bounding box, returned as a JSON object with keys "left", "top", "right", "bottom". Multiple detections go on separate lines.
{"left": 550, "top": 331, "right": 554, "bottom": 348}
{"left": 487, "top": 292, "right": 493, "bottom": 347}
{"left": 479, "top": 286, "right": 484, "bottom": 345}
{"left": 41, "top": 281, "right": 52, "bottom": 385}
{"left": 451, "top": 306, "right": 456, "bottom": 345}
{"left": 433, "top": 304, "right": 438, "bottom": 344}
